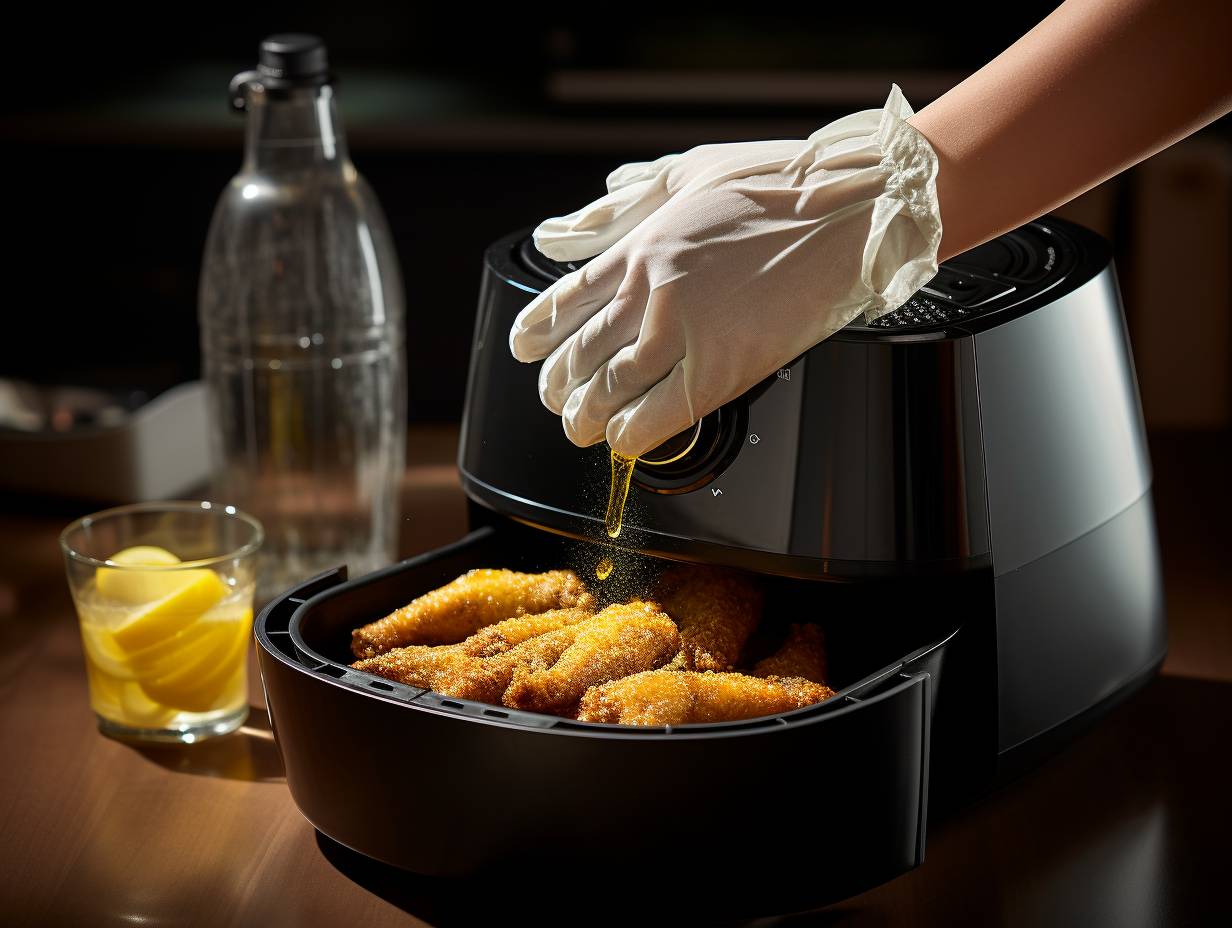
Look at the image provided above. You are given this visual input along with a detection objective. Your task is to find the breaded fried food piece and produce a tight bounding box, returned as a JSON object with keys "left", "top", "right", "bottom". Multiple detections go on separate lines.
{"left": 353, "top": 645, "right": 504, "bottom": 701}
{"left": 577, "top": 670, "right": 835, "bottom": 726}
{"left": 352, "top": 622, "right": 590, "bottom": 703}
{"left": 458, "top": 606, "right": 594, "bottom": 658}
{"left": 351, "top": 569, "right": 595, "bottom": 658}
{"left": 752, "top": 623, "right": 828, "bottom": 684}
{"left": 655, "top": 566, "right": 762, "bottom": 671}
{"left": 504, "top": 601, "right": 679, "bottom": 714}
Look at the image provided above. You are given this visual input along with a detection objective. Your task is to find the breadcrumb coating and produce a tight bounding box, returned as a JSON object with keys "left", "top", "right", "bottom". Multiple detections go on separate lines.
{"left": 752, "top": 623, "right": 828, "bottom": 684}
{"left": 503, "top": 601, "right": 679, "bottom": 714}
{"left": 348, "top": 566, "right": 837, "bottom": 727}
{"left": 352, "top": 622, "right": 590, "bottom": 702}
{"left": 577, "top": 670, "right": 835, "bottom": 725}
{"left": 655, "top": 566, "right": 762, "bottom": 671}
{"left": 458, "top": 606, "right": 595, "bottom": 658}
{"left": 351, "top": 569, "right": 595, "bottom": 659}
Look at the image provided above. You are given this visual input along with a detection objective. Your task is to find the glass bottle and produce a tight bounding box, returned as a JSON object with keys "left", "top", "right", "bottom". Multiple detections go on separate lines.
{"left": 199, "top": 35, "right": 406, "bottom": 600}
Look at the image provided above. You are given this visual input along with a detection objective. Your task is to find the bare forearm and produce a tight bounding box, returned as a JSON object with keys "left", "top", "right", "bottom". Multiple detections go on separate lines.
{"left": 909, "top": 0, "right": 1232, "bottom": 261}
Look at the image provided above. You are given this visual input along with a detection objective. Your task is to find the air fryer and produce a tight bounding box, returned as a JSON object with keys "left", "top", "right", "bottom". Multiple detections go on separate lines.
{"left": 255, "top": 216, "right": 1165, "bottom": 913}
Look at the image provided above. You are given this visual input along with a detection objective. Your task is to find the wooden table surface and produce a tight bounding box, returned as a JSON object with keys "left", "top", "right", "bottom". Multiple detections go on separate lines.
{"left": 2, "top": 426, "right": 1229, "bottom": 927}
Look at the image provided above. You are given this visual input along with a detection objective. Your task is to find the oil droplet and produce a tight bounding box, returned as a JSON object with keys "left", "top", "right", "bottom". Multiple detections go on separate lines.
{"left": 605, "top": 450, "right": 638, "bottom": 538}
{"left": 596, "top": 556, "right": 614, "bottom": 581}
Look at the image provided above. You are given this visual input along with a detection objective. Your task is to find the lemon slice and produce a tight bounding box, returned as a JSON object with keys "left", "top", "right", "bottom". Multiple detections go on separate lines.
{"left": 80, "top": 624, "right": 138, "bottom": 680}
{"left": 96, "top": 545, "right": 191, "bottom": 604}
{"left": 124, "top": 621, "right": 218, "bottom": 680}
{"left": 119, "top": 682, "right": 176, "bottom": 728}
{"left": 83, "top": 614, "right": 230, "bottom": 682}
{"left": 126, "top": 598, "right": 253, "bottom": 679}
{"left": 177, "top": 629, "right": 251, "bottom": 713}
{"left": 145, "top": 656, "right": 245, "bottom": 715}
{"left": 85, "top": 660, "right": 124, "bottom": 709}
{"left": 111, "top": 570, "right": 228, "bottom": 653}
{"left": 139, "top": 612, "right": 251, "bottom": 713}
{"left": 190, "top": 613, "right": 252, "bottom": 696}
{"left": 107, "top": 545, "right": 181, "bottom": 566}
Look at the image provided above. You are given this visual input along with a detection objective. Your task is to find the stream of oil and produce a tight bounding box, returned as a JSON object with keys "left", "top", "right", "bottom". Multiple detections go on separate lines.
{"left": 604, "top": 451, "right": 638, "bottom": 539}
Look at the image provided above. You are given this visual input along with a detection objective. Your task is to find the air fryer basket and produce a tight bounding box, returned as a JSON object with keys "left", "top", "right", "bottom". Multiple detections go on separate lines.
{"left": 256, "top": 521, "right": 971, "bottom": 912}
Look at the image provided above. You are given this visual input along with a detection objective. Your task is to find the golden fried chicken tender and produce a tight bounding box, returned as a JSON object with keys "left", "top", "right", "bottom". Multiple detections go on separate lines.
{"left": 503, "top": 601, "right": 679, "bottom": 715}
{"left": 352, "top": 645, "right": 503, "bottom": 701}
{"left": 576, "top": 670, "right": 835, "bottom": 726}
{"left": 350, "top": 569, "right": 595, "bottom": 659}
{"left": 752, "top": 623, "right": 828, "bottom": 684}
{"left": 655, "top": 566, "right": 762, "bottom": 671}
{"left": 458, "top": 606, "right": 595, "bottom": 658}
{"left": 352, "top": 622, "right": 590, "bottom": 703}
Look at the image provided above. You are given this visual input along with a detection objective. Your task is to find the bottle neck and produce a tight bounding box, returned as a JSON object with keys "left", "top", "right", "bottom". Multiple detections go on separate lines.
{"left": 242, "top": 84, "right": 350, "bottom": 174}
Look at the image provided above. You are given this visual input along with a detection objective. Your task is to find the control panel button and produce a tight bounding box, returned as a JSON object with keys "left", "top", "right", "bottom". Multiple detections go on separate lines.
{"left": 639, "top": 419, "right": 702, "bottom": 466}
{"left": 633, "top": 401, "right": 748, "bottom": 495}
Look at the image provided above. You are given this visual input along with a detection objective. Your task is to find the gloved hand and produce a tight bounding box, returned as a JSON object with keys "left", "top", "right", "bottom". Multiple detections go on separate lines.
{"left": 509, "top": 85, "right": 942, "bottom": 459}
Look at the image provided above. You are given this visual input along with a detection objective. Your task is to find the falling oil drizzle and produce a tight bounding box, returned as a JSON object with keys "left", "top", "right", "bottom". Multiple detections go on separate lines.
{"left": 595, "top": 556, "right": 614, "bottom": 581}
{"left": 605, "top": 450, "right": 638, "bottom": 538}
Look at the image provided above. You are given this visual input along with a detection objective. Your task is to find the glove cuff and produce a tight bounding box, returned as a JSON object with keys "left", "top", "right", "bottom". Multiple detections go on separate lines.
{"left": 860, "top": 84, "right": 944, "bottom": 322}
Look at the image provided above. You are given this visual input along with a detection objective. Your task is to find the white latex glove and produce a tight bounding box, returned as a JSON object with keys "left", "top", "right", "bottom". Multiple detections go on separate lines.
{"left": 509, "top": 85, "right": 942, "bottom": 459}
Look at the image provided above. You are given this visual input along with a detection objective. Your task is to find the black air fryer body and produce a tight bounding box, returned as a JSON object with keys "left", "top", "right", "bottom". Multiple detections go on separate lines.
{"left": 256, "top": 218, "right": 1165, "bottom": 913}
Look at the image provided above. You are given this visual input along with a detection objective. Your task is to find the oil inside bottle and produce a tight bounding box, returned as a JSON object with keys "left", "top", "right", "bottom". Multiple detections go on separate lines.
{"left": 595, "top": 556, "right": 614, "bottom": 581}
{"left": 605, "top": 451, "right": 638, "bottom": 539}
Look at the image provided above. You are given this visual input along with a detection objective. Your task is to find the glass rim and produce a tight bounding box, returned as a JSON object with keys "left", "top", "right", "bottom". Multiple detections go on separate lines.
{"left": 59, "top": 500, "right": 264, "bottom": 571}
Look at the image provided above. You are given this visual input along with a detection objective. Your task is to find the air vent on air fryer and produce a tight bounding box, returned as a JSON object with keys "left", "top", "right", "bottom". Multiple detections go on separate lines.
{"left": 867, "top": 297, "right": 971, "bottom": 329}
{"left": 512, "top": 221, "right": 1074, "bottom": 333}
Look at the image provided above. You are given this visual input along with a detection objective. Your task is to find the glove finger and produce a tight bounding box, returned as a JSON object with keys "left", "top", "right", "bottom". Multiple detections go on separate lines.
{"left": 604, "top": 361, "right": 696, "bottom": 459}
{"left": 509, "top": 251, "right": 625, "bottom": 363}
{"left": 560, "top": 333, "right": 685, "bottom": 446}
{"left": 537, "top": 271, "right": 650, "bottom": 414}
{"left": 606, "top": 153, "right": 676, "bottom": 193}
{"left": 533, "top": 176, "right": 668, "bottom": 263}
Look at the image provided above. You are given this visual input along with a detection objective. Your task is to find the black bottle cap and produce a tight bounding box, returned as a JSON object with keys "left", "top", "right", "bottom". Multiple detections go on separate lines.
{"left": 258, "top": 34, "right": 330, "bottom": 84}
{"left": 230, "top": 34, "right": 333, "bottom": 111}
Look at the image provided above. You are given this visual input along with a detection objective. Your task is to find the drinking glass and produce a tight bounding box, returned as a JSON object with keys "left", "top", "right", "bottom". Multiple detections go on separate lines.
{"left": 60, "top": 501, "right": 262, "bottom": 742}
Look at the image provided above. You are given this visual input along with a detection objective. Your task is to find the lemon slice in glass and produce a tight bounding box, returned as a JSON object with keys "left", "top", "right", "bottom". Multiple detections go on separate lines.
{"left": 111, "top": 569, "right": 228, "bottom": 653}
{"left": 119, "top": 683, "right": 177, "bottom": 728}
{"left": 139, "top": 612, "right": 251, "bottom": 712}
{"left": 95, "top": 545, "right": 192, "bottom": 604}
{"left": 80, "top": 624, "right": 138, "bottom": 680}
{"left": 124, "top": 621, "right": 217, "bottom": 680}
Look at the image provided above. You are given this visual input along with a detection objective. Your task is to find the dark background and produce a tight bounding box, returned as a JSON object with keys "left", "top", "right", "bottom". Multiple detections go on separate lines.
{"left": 5, "top": 3, "right": 1229, "bottom": 428}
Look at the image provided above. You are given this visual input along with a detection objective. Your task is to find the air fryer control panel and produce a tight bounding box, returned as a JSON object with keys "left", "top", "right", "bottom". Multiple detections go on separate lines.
{"left": 461, "top": 218, "right": 1114, "bottom": 577}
